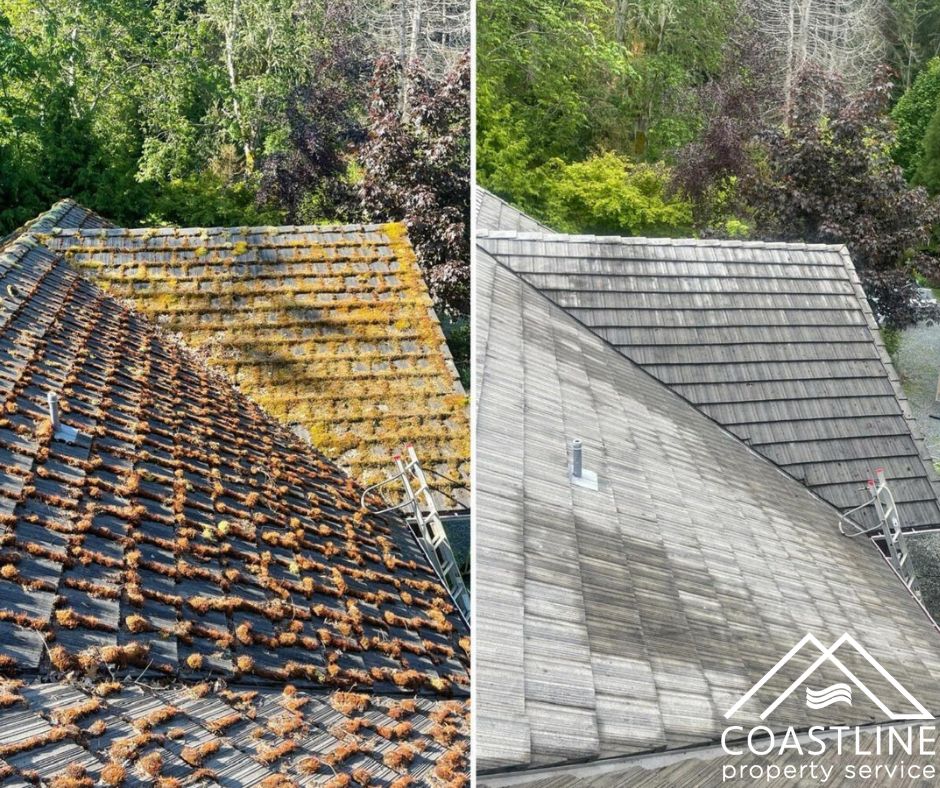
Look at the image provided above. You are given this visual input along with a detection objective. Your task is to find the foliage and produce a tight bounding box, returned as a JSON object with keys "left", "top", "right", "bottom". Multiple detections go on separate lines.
{"left": 880, "top": 325, "right": 902, "bottom": 357}
{"left": 142, "top": 171, "right": 279, "bottom": 228}
{"left": 672, "top": 35, "right": 776, "bottom": 233}
{"left": 359, "top": 54, "right": 470, "bottom": 317}
{"left": 476, "top": 0, "right": 630, "bottom": 183}
{"left": 540, "top": 152, "right": 692, "bottom": 236}
{"left": 256, "top": 46, "right": 369, "bottom": 223}
{"left": 913, "top": 98, "right": 940, "bottom": 195}
{"left": 892, "top": 57, "right": 940, "bottom": 178}
{"left": 477, "top": 0, "right": 735, "bottom": 222}
{"left": 744, "top": 67, "right": 939, "bottom": 326}
{"left": 884, "top": 0, "right": 940, "bottom": 91}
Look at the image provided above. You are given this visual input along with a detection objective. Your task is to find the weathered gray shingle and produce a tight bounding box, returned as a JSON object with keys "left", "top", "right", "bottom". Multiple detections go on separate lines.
{"left": 475, "top": 248, "right": 940, "bottom": 780}
{"left": 478, "top": 231, "right": 940, "bottom": 535}
{"left": 476, "top": 188, "right": 551, "bottom": 233}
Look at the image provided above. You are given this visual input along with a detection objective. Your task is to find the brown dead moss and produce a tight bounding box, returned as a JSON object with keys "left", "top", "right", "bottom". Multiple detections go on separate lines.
{"left": 49, "top": 764, "right": 93, "bottom": 788}
{"left": 329, "top": 691, "right": 370, "bottom": 715}
{"left": 180, "top": 740, "right": 221, "bottom": 766}
{"left": 100, "top": 763, "right": 126, "bottom": 786}
{"left": 383, "top": 743, "right": 417, "bottom": 770}
{"left": 51, "top": 697, "right": 102, "bottom": 725}
{"left": 137, "top": 751, "right": 163, "bottom": 779}
{"left": 256, "top": 739, "right": 296, "bottom": 764}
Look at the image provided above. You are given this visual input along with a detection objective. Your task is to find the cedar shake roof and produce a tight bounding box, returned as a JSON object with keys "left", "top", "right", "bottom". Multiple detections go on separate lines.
{"left": 475, "top": 188, "right": 550, "bottom": 234}
{"left": 37, "top": 204, "right": 469, "bottom": 505}
{"left": 1, "top": 200, "right": 111, "bottom": 246}
{"left": 475, "top": 246, "right": 940, "bottom": 778}
{"left": 478, "top": 230, "right": 940, "bottom": 535}
{"left": 0, "top": 226, "right": 469, "bottom": 786}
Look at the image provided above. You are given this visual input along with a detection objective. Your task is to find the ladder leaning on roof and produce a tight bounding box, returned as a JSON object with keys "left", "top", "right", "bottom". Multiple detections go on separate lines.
{"left": 839, "top": 468, "right": 919, "bottom": 597}
{"left": 361, "top": 446, "right": 470, "bottom": 620}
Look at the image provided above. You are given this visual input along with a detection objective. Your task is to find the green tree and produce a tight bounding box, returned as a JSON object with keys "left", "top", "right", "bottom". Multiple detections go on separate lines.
{"left": 892, "top": 57, "right": 940, "bottom": 178}
{"left": 476, "top": 0, "right": 631, "bottom": 212}
{"left": 541, "top": 151, "right": 692, "bottom": 235}
{"left": 913, "top": 98, "right": 940, "bottom": 194}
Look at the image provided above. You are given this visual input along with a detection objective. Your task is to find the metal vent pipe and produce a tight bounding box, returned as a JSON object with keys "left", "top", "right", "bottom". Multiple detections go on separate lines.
{"left": 47, "top": 391, "right": 59, "bottom": 430}
{"left": 571, "top": 438, "right": 583, "bottom": 478}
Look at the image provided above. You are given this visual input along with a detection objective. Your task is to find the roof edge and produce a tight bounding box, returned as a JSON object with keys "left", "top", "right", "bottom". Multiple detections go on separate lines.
{"left": 833, "top": 246, "right": 940, "bottom": 500}
{"left": 50, "top": 220, "right": 406, "bottom": 237}
{"left": 478, "top": 716, "right": 938, "bottom": 785}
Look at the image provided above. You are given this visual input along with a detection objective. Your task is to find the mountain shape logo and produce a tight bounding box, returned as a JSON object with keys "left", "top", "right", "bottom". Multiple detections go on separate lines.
{"left": 724, "top": 633, "right": 933, "bottom": 722}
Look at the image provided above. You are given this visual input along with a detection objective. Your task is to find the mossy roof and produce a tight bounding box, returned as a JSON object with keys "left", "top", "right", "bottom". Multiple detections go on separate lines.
{"left": 0, "top": 678, "right": 468, "bottom": 786}
{"left": 37, "top": 204, "right": 469, "bottom": 506}
{"left": 0, "top": 228, "right": 469, "bottom": 686}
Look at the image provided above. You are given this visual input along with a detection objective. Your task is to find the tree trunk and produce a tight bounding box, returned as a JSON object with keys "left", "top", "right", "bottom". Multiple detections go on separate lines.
{"left": 223, "top": 0, "right": 253, "bottom": 171}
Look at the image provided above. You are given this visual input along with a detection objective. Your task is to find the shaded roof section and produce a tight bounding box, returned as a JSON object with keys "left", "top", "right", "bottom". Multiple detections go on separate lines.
{"left": 475, "top": 248, "right": 940, "bottom": 776}
{"left": 0, "top": 232, "right": 469, "bottom": 692}
{"left": 0, "top": 677, "right": 468, "bottom": 786}
{"left": 1, "top": 199, "right": 112, "bottom": 246}
{"left": 478, "top": 231, "right": 940, "bottom": 534}
{"left": 475, "top": 188, "right": 550, "bottom": 233}
{"left": 42, "top": 222, "right": 469, "bottom": 505}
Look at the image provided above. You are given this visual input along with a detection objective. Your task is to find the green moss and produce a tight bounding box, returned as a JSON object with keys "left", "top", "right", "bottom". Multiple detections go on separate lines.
{"left": 881, "top": 326, "right": 901, "bottom": 359}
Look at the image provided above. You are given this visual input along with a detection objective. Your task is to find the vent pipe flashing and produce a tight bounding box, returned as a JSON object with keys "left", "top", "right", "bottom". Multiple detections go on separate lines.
{"left": 569, "top": 437, "right": 598, "bottom": 490}
{"left": 47, "top": 390, "right": 80, "bottom": 444}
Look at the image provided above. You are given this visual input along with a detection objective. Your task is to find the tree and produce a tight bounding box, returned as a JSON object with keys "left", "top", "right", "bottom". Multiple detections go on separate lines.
{"left": 359, "top": 53, "right": 470, "bottom": 316}
{"left": 365, "top": 0, "right": 469, "bottom": 79}
{"left": 672, "top": 34, "right": 777, "bottom": 232}
{"left": 913, "top": 97, "right": 940, "bottom": 193}
{"left": 747, "top": 67, "right": 939, "bottom": 326}
{"left": 884, "top": 0, "right": 940, "bottom": 91}
{"left": 892, "top": 57, "right": 940, "bottom": 178}
{"left": 541, "top": 152, "right": 692, "bottom": 235}
{"left": 256, "top": 45, "right": 368, "bottom": 223}
{"left": 476, "top": 0, "right": 631, "bottom": 212}
{"left": 744, "top": 0, "right": 886, "bottom": 110}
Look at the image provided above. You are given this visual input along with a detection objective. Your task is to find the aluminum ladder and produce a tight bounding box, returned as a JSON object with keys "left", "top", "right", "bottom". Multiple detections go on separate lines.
{"left": 839, "top": 468, "right": 919, "bottom": 596}
{"left": 361, "top": 446, "right": 470, "bottom": 619}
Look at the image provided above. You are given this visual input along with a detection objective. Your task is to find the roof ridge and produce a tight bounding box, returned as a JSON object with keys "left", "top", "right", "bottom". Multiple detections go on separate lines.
{"left": 52, "top": 221, "right": 402, "bottom": 236}
{"left": 477, "top": 230, "right": 848, "bottom": 252}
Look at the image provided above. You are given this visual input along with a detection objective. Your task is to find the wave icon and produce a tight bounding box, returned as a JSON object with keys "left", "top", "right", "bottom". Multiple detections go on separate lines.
{"left": 806, "top": 683, "right": 853, "bottom": 709}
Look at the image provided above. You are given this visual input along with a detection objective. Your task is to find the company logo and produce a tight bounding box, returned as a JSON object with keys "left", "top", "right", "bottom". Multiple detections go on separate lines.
{"left": 805, "top": 684, "right": 852, "bottom": 710}
{"left": 724, "top": 632, "right": 932, "bottom": 722}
